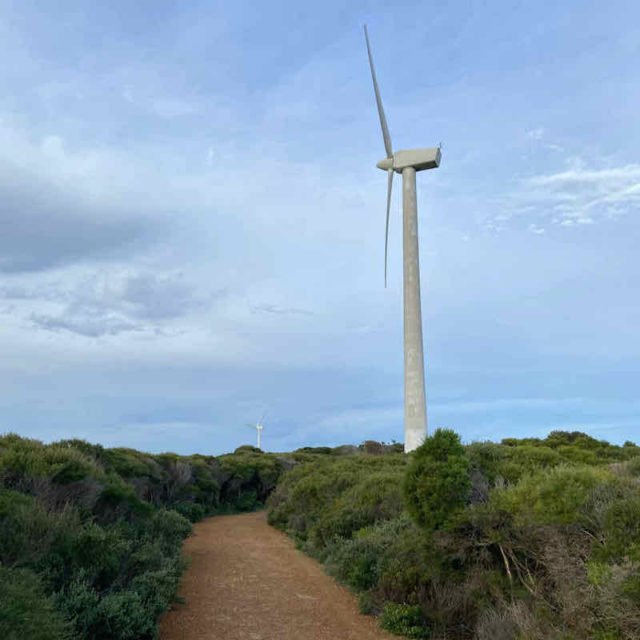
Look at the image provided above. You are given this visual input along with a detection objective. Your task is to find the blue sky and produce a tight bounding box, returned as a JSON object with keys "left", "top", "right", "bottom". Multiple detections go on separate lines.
{"left": 0, "top": 0, "right": 638, "bottom": 454}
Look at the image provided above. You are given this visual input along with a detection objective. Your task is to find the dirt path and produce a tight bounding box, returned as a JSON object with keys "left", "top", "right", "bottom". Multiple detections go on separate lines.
{"left": 158, "top": 511, "right": 395, "bottom": 640}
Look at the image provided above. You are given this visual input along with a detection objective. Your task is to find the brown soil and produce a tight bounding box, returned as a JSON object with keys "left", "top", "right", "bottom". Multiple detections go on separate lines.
{"left": 158, "top": 511, "right": 395, "bottom": 640}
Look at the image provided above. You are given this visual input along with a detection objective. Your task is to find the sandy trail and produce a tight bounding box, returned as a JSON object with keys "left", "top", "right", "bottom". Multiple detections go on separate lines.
{"left": 158, "top": 511, "right": 394, "bottom": 640}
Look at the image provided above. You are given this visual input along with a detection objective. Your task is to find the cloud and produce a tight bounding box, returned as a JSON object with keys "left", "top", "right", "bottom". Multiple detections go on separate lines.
{"left": 117, "top": 273, "right": 208, "bottom": 320}
{"left": 492, "top": 161, "right": 640, "bottom": 230}
{"left": 526, "top": 127, "right": 545, "bottom": 140}
{"left": 0, "top": 172, "right": 154, "bottom": 273}
{"left": 251, "top": 303, "right": 313, "bottom": 316}
{"left": 527, "top": 162, "right": 640, "bottom": 223}
{"left": 30, "top": 312, "right": 141, "bottom": 337}
{"left": 2, "top": 270, "right": 211, "bottom": 338}
{"left": 121, "top": 85, "right": 203, "bottom": 118}
{"left": 0, "top": 126, "right": 167, "bottom": 273}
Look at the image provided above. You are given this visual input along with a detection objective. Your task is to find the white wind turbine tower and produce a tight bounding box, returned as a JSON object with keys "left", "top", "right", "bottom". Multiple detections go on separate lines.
{"left": 364, "top": 26, "right": 441, "bottom": 453}
{"left": 246, "top": 411, "right": 267, "bottom": 450}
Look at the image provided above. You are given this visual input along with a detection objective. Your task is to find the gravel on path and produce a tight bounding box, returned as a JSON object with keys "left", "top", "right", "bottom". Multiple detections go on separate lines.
{"left": 158, "top": 510, "right": 396, "bottom": 640}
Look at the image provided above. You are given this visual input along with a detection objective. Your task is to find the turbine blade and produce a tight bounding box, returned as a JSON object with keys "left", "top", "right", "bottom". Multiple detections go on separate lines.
{"left": 364, "top": 25, "right": 393, "bottom": 159}
{"left": 384, "top": 168, "right": 393, "bottom": 287}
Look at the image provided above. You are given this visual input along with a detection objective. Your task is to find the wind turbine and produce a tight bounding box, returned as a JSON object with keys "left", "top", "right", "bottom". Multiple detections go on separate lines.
{"left": 246, "top": 411, "right": 267, "bottom": 450}
{"left": 364, "top": 25, "right": 441, "bottom": 453}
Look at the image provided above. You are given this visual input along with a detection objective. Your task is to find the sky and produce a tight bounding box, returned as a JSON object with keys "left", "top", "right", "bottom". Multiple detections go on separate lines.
{"left": 0, "top": 0, "right": 639, "bottom": 454}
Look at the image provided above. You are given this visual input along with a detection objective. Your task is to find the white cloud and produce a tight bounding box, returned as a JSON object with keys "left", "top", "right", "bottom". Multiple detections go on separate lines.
{"left": 528, "top": 163, "right": 640, "bottom": 224}
{"left": 526, "top": 127, "right": 545, "bottom": 140}
{"left": 494, "top": 161, "right": 640, "bottom": 229}
{"left": 1, "top": 268, "right": 214, "bottom": 338}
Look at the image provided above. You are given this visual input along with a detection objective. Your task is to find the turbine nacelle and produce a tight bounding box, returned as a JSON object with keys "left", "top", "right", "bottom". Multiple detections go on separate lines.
{"left": 376, "top": 147, "right": 442, "bottom": 173}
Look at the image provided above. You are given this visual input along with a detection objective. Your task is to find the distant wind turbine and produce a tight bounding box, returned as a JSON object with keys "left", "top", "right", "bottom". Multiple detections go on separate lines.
{"left": 364, "top": 25, "right": 442, "bottom": 453}
{"left": 246, "top": 410, "right": 267, "bottom": 450}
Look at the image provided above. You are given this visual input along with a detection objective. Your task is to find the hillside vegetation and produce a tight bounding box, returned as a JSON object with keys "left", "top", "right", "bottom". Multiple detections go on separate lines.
{"left": 267, "top": 431, "right": 640, "bottom": 639}
{"left": 0, "top": 435, "right": 287, "bottom": 640}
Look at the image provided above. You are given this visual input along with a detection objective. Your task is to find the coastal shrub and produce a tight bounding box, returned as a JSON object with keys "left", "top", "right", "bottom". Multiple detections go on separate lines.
{"left": 380, "top": 603, "right": 430, "bottom": 638}
{"left": 601, "top": 496, "right": 640, "bottom": 561}
{"left": 0, "top": 433, "right": 289, "bottom": 640}
{"left": 625, "top": 456, "right": 640, "bottom": 476}
{"left": 267, "top": 455, "right": 407, "bottom": 541}
{"left": 360, "top": 440, "right": 384, "bottom": 455}
{"left": 63, "top": 523, "right": 128, "bottom": 590}
{"left": 94, "top": 478, "right": 154, "bottom": 524}
{"left": 218, "top": 449, "right": 282, "bottom": 505}
{"left": 0, "top": 489, "right": 81, "bottom": 570}
{"left": 74, "top": 588, "right": 155, "bottom": 640}
{"left": 146, "top": 509, "right": 191, "bottom": 552}
{"left": 374, "top": 523, "right": 440, "bottom": 606}
{"left": 466, "top": 442, "right": 507, "bottom": 484}
{"left": 174, "top": 501, "right": 206, "bottom": 522}
{"left": 234, "top": 488, "right": 259, "bottom": 511}
{"left": 101, "top": 449, "right": 159, "bottom": 479}
{"left": 324, "top": 515, "right": 414, "bottom": 590}
{"left": 295, "top": 446, "right": 333, "bottom": 455}
{"left": 493, "top": 464, "right": 611, "bottom": 525}
{"left": 0, "top": 565, "right": 74, "bottom": 640}
{"left": 308, "top": 471, "right": 404, "bottom": 553}
{"left": 497, "top": 445, "right": 562, "bottom": 483}
{"left": 0, "top": 439, "right": 99, "bottom": 486}
{"left": 403, "top": 429, "right": 470, "bottom": 531}
{"left": 268, "top": 430, "right": 638, "bottom": 639}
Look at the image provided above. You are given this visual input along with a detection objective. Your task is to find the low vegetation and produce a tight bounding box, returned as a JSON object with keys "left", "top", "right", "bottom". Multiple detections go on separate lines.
{"left": 268, "top": 430, "right": 640, "bottom": 639}
{"left": 0, "top": 434, "right": 290, "bottom": 639}
{"left": 4, "top": 429, "right": 638, "bottom": 639}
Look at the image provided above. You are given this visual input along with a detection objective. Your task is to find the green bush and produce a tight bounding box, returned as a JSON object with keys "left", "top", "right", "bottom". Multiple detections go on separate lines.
{"left": 621, "top": 571, "right": 640, "bottom": 603}
{"left": 358, "top": 590, "right": 378, "bottom": 615}
{"left": 602, "top": 496, "right": 640, "bottom": 561}
{"left": 493, "top": 464, "right": 612, "bottom": 525}
{"left": 0, "top": 438, "right": 99, "bottom": 485}
{"left": 233, "top": 489, "right": 258, "bottom": 511}
{"left": 403, "top": 429, "right": 470, "bottom": 531}
{"left": 174, "top": 501, "right": 206, "bottom": 522}
{"left": 498, "top": 445, "right": 562, "bottom": 483}
{"left": 0, "top": 565, "right": 74, "bottom": 640}
{"left": 267, "top": 455, "right": 407, "bottom": 542}
{"left": 65, "top": 523, "right": 129, "bottom": 591}
{"left": 325, "top": 515, "right": 418, "bottom": 592}
{"left": 375, "top": 524, "right": 440, "bottom": 605}
{"left": 0, "top": 433, "right": 291, "bottom": 640}
{"left": 380, "top": 603, "right": 430, "bottom": 638}
{"left": 218, "top": 450, "right": 282, "bottom": 506}
{"left": 66, "top": 587, "right": 155, "bottom": 640}
{"left": 146, "top": 509, "right": 192, "bottom": 552}
{"left": 624, "top": 456, "right": 640, "bottom": 477}
{"left": 466, "top": 442, "right": 507, "bottom": 484}
{"left": 0, "top": 489, "right": 81, "bottom": 570}
{"left": 295, "top": 446, "right": 333, "bottom": 455}
{"left": 101, "top": 449, "right": 158, "bottom": 479}
{"left": 94, "top": 479, "right": 154, "bottom": 523}
{"left": 233, "top": 445, "right": 262, "bottom": 454}
{"left": 308, "top": 471, "right": 404, "bottom": 552}
{"left": 268, "top": 430, "right": 640, "bottom": 639}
